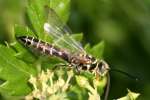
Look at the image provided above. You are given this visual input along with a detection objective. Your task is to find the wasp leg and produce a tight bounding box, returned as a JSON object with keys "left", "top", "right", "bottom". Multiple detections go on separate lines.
{"left": 53, "top": 63, "right": 75, "bottom": 72}
{"left": 74, "top": 66, "right": 81, "bottom": 75}
{"left": 67, "top": 64, "right": 80, "bottom": 74}
{"left": 52, "top": 63, "right": 68, "bottom": 70}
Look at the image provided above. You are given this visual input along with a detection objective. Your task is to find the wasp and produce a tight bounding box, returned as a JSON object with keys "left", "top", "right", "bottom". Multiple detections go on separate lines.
{"left": 17, "top": 8, "right": 110, "bottom": 77}
{"left": 17, "top": 7, "right": 110, "bottom": 100}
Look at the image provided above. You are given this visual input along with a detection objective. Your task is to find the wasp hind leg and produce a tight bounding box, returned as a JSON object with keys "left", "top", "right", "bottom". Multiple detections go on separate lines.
{"left": 74, "top": 65, "right": 82, "bottom": 75}
{"left": 52, "top": 63, "right": 75, "bottom": 72}
{"left": 52, "top": 63, "right": 68, "bottom": 70}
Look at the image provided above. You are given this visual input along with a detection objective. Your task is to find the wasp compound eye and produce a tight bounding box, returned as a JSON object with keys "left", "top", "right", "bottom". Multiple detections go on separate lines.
{"left": 98, "top": 60, "right": 110, "bottom": 76}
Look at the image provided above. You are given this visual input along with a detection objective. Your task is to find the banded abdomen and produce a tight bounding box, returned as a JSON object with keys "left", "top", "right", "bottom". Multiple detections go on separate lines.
{"left": 17, "top": 36, "right": 70, "bottom": 61}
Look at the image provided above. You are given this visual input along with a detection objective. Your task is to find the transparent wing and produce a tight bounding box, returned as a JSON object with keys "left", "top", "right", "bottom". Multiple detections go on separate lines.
{"left": 44, "top": 7, "right": 85, "bottom": 53}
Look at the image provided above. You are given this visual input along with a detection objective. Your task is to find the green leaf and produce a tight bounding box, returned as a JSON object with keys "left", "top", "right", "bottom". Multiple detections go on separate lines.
{"left": 69, "top": 83, "right": 88, "bottom": 100}
{"left": 27, "top": 0, "right": 48, "bottom": 38}
{"left": 0, "top": 45, "right": 37, "bottom": 96}
{"left": 26, "top": 0, "right": 70, "bottom": 40}
{"left": 12, "top": 42, "right": 37, "bottom": 64}
{"left": 71, "top": 33, "right": 83, "bottom": 42}
{"left": 84, "top": 43, "right": 91, "bottom": 53}
{"left": 14, "top": 24, "right": 36, "bottom": 37}
{"left": 85, "top": 41, "right": 105, "bottom": 59}
{"left": 14, "top": 25, "right": 38, "bottom": 63}
{"left": 50, "top": 0, "right": 71, "bottom": 23}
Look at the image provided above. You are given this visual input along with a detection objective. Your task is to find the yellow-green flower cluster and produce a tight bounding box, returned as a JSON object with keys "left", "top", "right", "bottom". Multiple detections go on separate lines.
{"left": 25, "top": 69, "right": 74, "bottom": 100}
{"left": 117, "top": 89, "right": 140, "bottom": 100}
{"left": 76, "top": 75, "right": 101, "bottom": 100}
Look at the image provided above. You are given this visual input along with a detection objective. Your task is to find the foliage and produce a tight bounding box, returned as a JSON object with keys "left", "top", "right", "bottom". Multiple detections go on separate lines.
{"left": 0, "top": 0, "right": 141, "bottom": 100}
{"left": 0, "top": 45, "right": 36, "bottom": 96}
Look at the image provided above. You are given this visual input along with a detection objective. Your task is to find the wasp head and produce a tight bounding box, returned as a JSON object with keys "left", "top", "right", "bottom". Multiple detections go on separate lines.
{"left": 96, "top": 60, "right": 110, "bottom": 77}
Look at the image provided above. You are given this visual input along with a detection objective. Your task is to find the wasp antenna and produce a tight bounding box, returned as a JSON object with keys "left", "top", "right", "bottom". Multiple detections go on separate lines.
{"left": 104, "top": 73, "right": 110, "bottom": 100}
{"left": 110, "top": 68, "right": 139, "bottom": 81}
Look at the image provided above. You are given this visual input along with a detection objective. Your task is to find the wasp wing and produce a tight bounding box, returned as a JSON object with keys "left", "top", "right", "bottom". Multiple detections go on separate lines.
{"left": 44, "top": 8, "right": 84, "bottom": 53}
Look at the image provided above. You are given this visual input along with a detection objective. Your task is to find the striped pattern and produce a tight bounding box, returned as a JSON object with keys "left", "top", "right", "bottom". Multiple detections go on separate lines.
{"left": 17, "top": 36, "right": 69, "bottom": 61}
{"left": 17, "top": 36, "right": 109, "bottom": 76}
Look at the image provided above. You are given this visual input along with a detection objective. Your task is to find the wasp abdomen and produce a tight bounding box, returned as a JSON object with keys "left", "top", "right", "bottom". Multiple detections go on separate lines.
{"left": 17, "top": 36, "right": 70, "bottom": 61}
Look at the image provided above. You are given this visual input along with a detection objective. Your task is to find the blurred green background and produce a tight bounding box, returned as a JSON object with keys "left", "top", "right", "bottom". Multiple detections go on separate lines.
{"left": 0, "top": 0, "right": 150, "bottom": 99}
